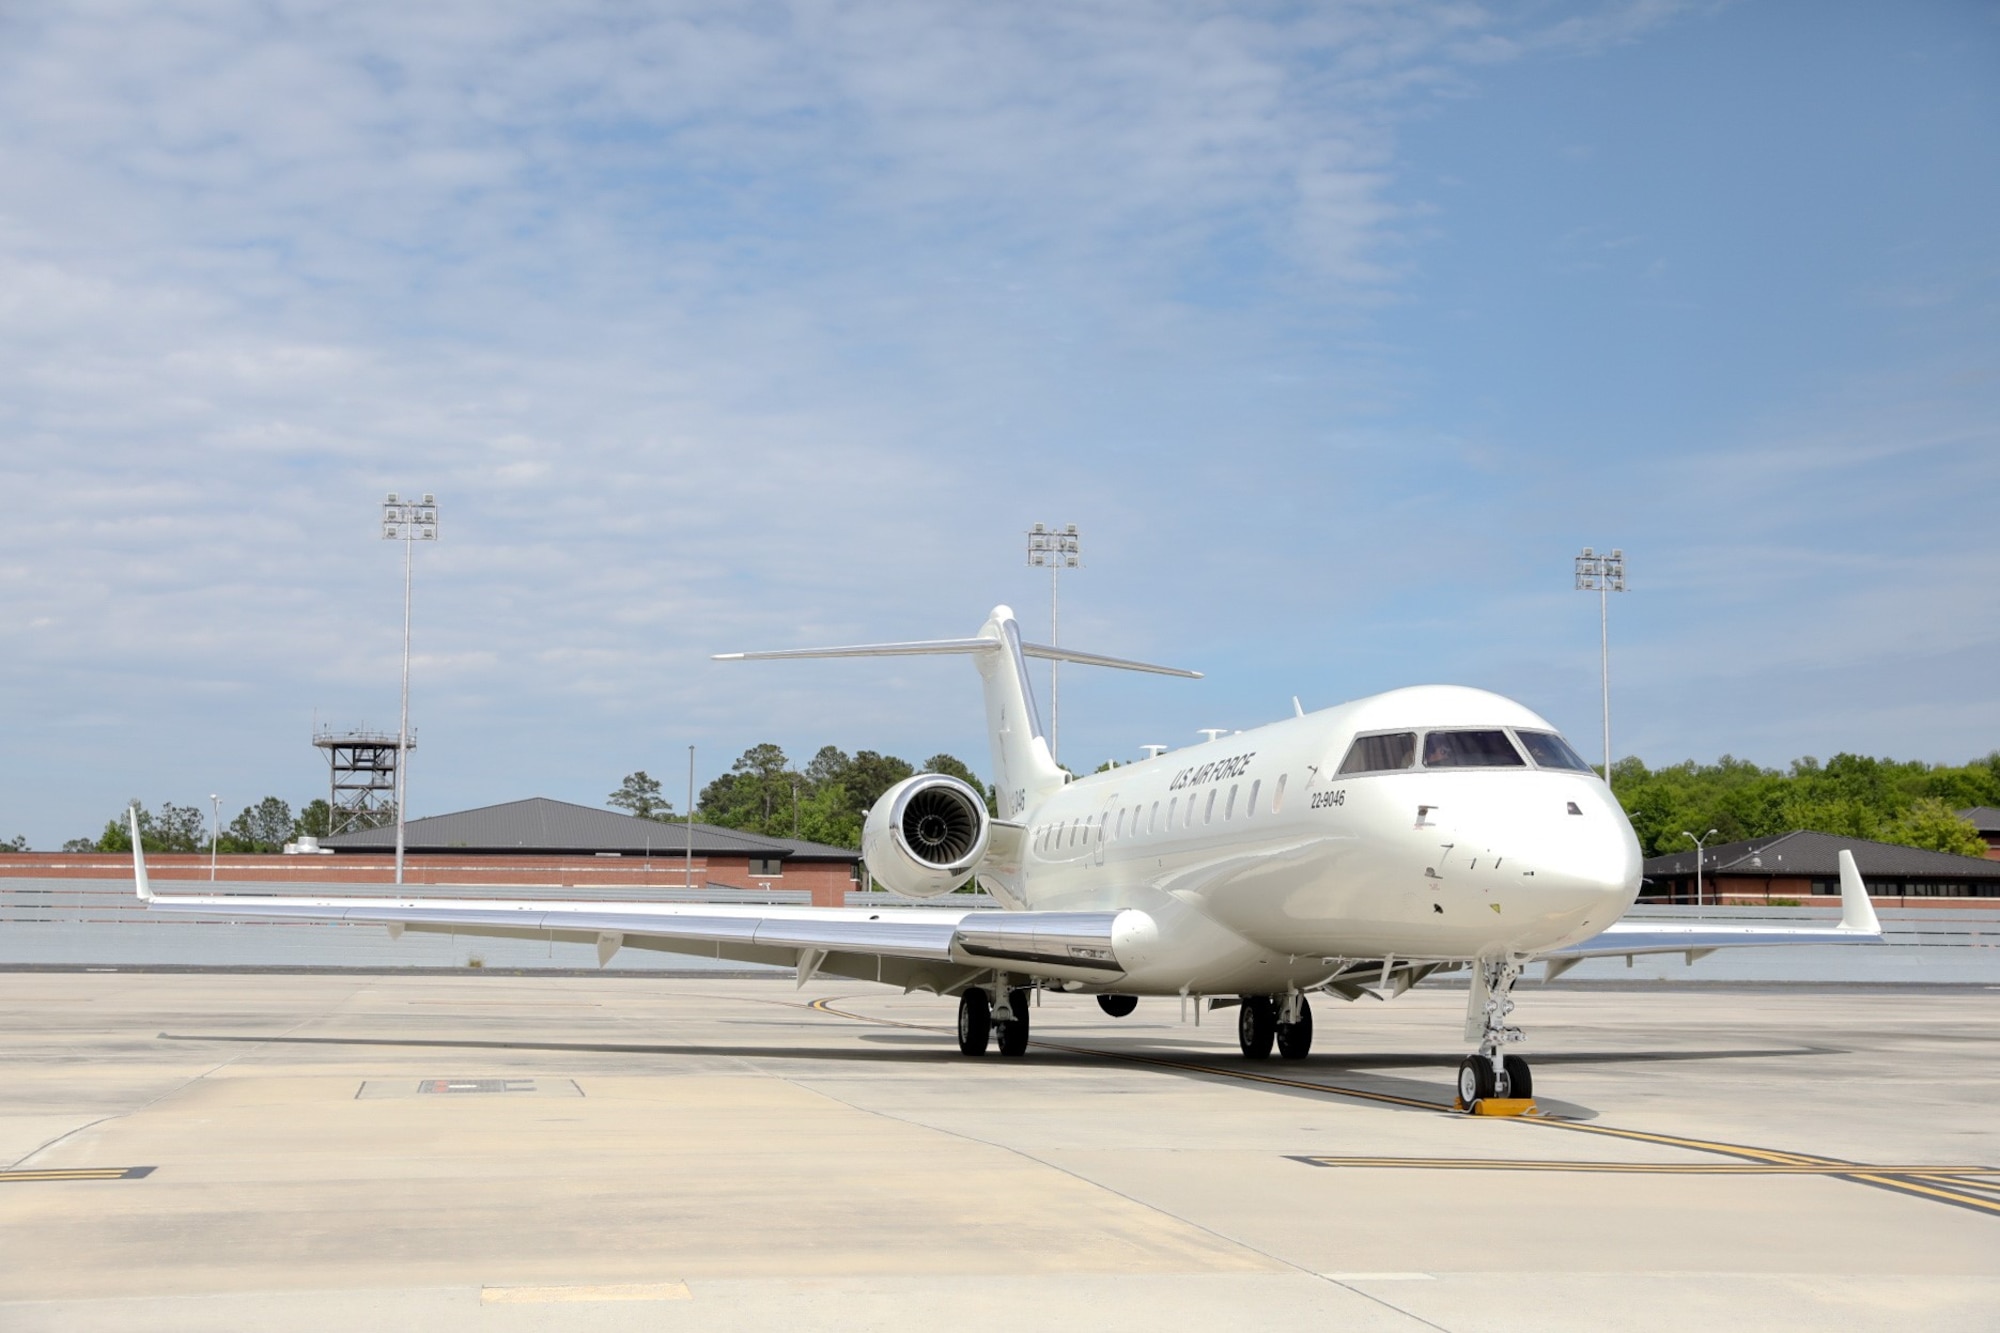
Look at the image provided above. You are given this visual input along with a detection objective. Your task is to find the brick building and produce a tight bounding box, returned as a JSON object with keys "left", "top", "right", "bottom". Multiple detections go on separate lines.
{"left": 1, "top": 797, "right": 863, "bottom": 908}
{"left": 1643, "top": 830, "right": 2000, "bottom": 907}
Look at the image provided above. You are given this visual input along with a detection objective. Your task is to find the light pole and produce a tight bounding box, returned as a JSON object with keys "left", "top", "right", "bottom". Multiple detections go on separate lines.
{"left": 1682, "top": 827, "right": 1719, "bottom": 907}
{"left": 382, "top": 492, "right": 439, "bottom": 886}
{"left": 1026, "top": 523, "right": 1080, "bottom": 764}
{"left": 209, "top": 793, "right": 220, "bottom": 882}
{"left": 685, "top": 744, "right": 696, "bottom": 893}
{"left": 1573, "top": 546, "right": 1627, "bottom": 780}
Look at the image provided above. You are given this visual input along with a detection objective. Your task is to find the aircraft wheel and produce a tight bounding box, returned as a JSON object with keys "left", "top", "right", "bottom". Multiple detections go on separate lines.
{"left": 1502, "top": 1054, "right": 1533, "bottom": 1099}
{"left": 1237, "top": 997, "right": 1276, "bottom": 1059}
{"left": 1097, "top": 994, "right": 1138, "bottom": 1018}
{"left": 995, "top": 988, "right": 1032, "bottom": 1057}
{"left": 957, "top": 989, "right": 991, "bottom": 1056}
{"left": 1457, "top": 1055, "right": 1495, "bottom": 1108}
{"left": 1275, "top": 996, "right": 1313, "bottom": 1060}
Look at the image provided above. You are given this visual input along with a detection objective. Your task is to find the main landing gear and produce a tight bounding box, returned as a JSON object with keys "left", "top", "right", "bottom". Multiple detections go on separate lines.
{"left": 1457, "top": 957, "right": 1532, "bottom": 1107}
{"left": 1237, "top": 993, "right": 1313, "bottom": 1061}
{"left": 958, "top": 985, "right": 1032, "bottom": 1058}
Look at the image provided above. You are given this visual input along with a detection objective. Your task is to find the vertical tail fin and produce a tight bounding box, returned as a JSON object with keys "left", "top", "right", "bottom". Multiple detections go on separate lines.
{"left": 972, "top": 606, "right": 1065, "bottom": 818}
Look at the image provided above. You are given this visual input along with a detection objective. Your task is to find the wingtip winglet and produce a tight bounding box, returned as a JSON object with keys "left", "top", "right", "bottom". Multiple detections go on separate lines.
{"left": 129, "top": 802, "right": 152, "bottom": 903}
{"left": 1837, "top": 849, "right": 1880, "bottom": 936}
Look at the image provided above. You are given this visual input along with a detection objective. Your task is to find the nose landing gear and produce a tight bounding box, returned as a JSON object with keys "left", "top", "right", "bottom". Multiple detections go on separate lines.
{"left": 1458, "top": 957, "right": 1532, "bottom": 1109}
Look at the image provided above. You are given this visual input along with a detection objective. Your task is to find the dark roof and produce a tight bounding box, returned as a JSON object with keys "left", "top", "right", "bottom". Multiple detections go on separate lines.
{"left": 1644, "top": 830, "right": 2000, "bottom": 881}
{"left": 1956, "top": 807, "right": 2000, "bottom": 836}
{"left": 322, "top": 797, "right": 857, "bottom": 860}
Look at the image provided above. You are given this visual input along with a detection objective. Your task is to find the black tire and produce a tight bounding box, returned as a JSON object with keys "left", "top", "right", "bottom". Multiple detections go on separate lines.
{"left": 1097, "top": 994, "right": 1138, "bottom": 1018}
{"left": 1502, "top": 1054, "right": 1533, "bottom": 1099}
{"left": 1237, "top": 996, "right": 1276, "bottom": 1059}
{"left": 957, "top": 989, "right": 991, "bottom": 1056}
{"left": 995, "top": 987, "right": 1032, "bottom": 1057}
{"left": 1274, "top": 996, "right": 1314, "bottom": 1060}
{"left": 1457, "top": 1055, "right": 1495, "bottom": 1108}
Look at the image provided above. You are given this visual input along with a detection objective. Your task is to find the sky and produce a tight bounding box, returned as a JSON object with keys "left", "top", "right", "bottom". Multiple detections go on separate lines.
{"left": 1, "top": 1, "right": 1996, "bottom": 848}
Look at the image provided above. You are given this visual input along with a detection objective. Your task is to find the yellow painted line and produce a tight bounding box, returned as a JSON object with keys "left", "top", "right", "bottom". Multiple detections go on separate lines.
{"left": 481, "top": 1282, "right": 690, "bottom": 1304}
{"left": 1296, "top": 1157, "right": 2000, "bottom": 1176}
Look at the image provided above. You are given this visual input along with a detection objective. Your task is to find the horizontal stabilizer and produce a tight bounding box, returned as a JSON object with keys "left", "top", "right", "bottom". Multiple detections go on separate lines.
{"left": 717, "top": 636, "right": 1198, "bottom": 678}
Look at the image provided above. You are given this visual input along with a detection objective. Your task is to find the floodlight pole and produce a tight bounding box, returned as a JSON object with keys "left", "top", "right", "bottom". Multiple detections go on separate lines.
{"left": 1026, "top": 524, "right": 1081, "bottom": 765}
{"left": 209, "top": 793, "right": 219, "bottom": 882}
{"left": 1574, "top": 547, "right": 1627, "bottom": 781}
{"left": 686, "top": 745, "right": 696, "bottom": 893}
{"left": 382, "top": 493, "right": 439, "bottom": 886}
{"left": 1682, "top": 828, "right": 1719, "bottom": 907}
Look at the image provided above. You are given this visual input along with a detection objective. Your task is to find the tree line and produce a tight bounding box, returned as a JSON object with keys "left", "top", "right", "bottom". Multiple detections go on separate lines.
{"left": 52, "top": 798, "right": 337, "bottom": 854}
{"left": 1611, "top": 752, "right": 1999, "bottom": 859}
{"left": 20, "top": 747, "right": 1993, "bottom": 861}
{"left": 610, "top": 744, "right": 992, "bottom": 849}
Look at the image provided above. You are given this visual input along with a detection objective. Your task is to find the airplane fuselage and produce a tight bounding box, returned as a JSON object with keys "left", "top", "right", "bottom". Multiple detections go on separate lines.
{"left": 992, "top": 684, "right": 1642, "bottom": 995}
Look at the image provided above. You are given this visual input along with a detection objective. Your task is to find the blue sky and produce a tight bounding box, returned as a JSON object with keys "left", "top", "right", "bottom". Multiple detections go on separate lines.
{"left": 2, "top": 1, "right": 1995, "bottom": 847}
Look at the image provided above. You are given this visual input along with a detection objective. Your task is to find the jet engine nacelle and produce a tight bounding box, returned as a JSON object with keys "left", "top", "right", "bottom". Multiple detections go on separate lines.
{"left": 860, "top": 774, "right": 991, "bottom": 899}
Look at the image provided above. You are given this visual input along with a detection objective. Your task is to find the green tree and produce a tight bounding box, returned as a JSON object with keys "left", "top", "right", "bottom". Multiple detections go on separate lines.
{"left": 93, "top": 802, "right": 207, "bottom": 853}
{"left": 223, "top": 797, "right": 294, "bottom": 852}
{"left": 1881, "top": 798, "right": 1988, "bottom": 857}
{"left": 699, "top": 744, "right": 805, "bottom": 838}
{"left": 2, "top": 835, "right": 27, "bottom": 852}
{"left": 607, "top": 770, "right": 675, "bottom": 820}
{"left": 294, "top": 800, "right": 332, "bottom": 840}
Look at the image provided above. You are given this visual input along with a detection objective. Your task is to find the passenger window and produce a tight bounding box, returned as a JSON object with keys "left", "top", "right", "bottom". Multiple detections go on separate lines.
{"left": 1421, "top": 730, "right": 1527, "bottom": 768}
{"left": 1338, "top": 732, "right": 1417, "bottom": 775}
{"left": 1204, "top": 790, "right": 1217, "bottom": 824}
{"left": 1246, "top": 779, "right": 1261, "bottom": 818}
{"left": 1225, "top": 784, "right": 1238, "bottom": 819}
{"left": 1516, "top": 730, "right": 1594, "bottom": 772}
{"left": 1115, "top": 809, "right": 1127, "bottom": 839}
{"left": 1273, "top": 774, "right": 1287, "bottom": 812}
{"left": 1167, "top": 796, "right": 1178, "bottom": 828}
{"left": 1148, "top": 801, "right": 1159, "bottom": 834}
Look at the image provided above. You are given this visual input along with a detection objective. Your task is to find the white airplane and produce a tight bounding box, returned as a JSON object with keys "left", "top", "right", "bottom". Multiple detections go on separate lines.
{"left": 130, "top": 605, "right": 1882, "bottom": 1108}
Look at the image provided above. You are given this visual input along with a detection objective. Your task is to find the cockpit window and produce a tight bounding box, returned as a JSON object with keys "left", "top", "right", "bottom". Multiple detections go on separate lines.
{"left": 1516, "top": 730, "right": 1594, "bottom": 772}
{"left": 1420, "top": 729, "right": 1525, "bottom": 768}
{"left": 1337, "top": 732, "right": 1416, "bottom": 775}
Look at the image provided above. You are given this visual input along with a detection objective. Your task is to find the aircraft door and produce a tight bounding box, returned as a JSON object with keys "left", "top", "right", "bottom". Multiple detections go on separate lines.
{"left": 1092, "top": 792, "right": 1119, "bottom": 868}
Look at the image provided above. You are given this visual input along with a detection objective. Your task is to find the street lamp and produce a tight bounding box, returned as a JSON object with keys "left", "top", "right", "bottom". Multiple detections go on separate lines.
{"left": 1026, "top": 523, "right": 1081, "bottom": 764}
{"left": 209, "top": 793, "right": 220, "bottom": 882}
{"left": 1573, "top": 547, "right": 1627, "bottom": 780}
{"left": 382, "top": 492, "right": 439, "bottom": 886}
{"left": 1681, "top": 828, "right": 1719, "bottom": 907}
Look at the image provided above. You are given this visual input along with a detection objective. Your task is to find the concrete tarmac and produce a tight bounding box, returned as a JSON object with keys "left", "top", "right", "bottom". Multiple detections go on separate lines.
{"left": 1, "top": 973, "right": 1996, "bottom": 1331}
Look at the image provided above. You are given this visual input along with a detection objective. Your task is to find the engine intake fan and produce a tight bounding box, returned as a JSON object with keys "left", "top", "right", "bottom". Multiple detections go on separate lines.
{"left": 860, "top": 773, "right": 992, "bottom": 899}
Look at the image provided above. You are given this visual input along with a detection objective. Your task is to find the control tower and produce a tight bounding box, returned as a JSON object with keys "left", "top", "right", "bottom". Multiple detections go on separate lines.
{"left": 313, "top": 727, "right": 411, "bottom": 837}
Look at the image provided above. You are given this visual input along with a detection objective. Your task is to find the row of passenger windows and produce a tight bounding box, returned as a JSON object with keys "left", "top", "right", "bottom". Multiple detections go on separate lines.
{"left": 1031, "top": 773, "right": 1292, "bottom": 856}
{"left": 1336, "top": 727, "right": 1595, "bottom": 776}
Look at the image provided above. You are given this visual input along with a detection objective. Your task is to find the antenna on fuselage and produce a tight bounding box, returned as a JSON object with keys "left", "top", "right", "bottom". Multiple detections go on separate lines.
{"left": 1197, "top": 728, "right": 1227, "bottom": 744}
{"left": 1292, "top": 696, "right": 1305, "bottom": 718}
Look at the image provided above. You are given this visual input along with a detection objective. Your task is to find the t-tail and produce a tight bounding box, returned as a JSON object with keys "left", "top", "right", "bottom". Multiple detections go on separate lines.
{"left": 715, "top": 604, "right": 1200, "bottom": 819}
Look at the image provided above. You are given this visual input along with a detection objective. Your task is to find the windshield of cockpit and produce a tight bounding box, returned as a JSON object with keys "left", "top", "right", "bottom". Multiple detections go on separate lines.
{"left": 1336, "top": 727, "right": 1596, "bottom": 775}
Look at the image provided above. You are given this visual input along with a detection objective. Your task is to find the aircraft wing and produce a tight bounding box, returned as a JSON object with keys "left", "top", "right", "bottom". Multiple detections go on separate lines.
{"left": 1540, "top": 848, "right": 1883, "bottom": 974}
{"left": 127, "top": 809, "right": 1130, "bottom": 988}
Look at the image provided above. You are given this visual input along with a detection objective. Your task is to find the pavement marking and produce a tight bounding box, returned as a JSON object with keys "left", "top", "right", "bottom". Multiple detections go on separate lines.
{"left": 804, "top": 996, "right": 2000, "bottom": 1220}
{"left": 0, "top": 1166, "right": 155, "bottom": 1183}
{"left": 1293, "top": 1156, "right": 2000, "bottom": 1176}
{"left": 481, "top": 1282, "right": 690, "bottom": 1304}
